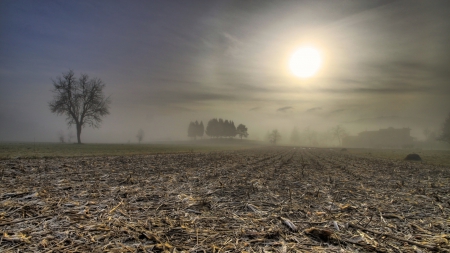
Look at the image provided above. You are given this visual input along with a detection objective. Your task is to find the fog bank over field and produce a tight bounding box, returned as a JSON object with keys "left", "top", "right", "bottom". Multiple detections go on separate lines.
{"left": 1, "top": 0, "right": 449, "bottom": 144}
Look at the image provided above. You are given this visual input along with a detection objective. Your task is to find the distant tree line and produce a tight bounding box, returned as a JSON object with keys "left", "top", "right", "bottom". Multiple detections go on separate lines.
{"left": 188, "top": 118, "right": 248, "bottom": 139}
{"left": 188, "top": 121, "right": 204, "bottom": 139}
{"left": 287, "top": 125, "right": 348, "bottom": 147}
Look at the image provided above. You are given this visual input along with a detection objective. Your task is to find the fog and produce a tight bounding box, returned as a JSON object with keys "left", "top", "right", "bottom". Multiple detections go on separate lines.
{"left": 1, "top": 0, "right": 449, "bottom": 145}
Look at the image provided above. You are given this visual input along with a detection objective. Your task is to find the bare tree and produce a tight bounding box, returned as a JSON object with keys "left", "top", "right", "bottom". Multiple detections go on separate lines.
{"left": 49, "top": 70, "right": 111, "bottom": 144}
{"left": 136, "top": 129, "right": 145, "bottom": 144}
{"left": 304, "top": 127, "right": 318, "bottom": 146}
{"left": 331, "top": 125, "right": 348, "bottom": 146}
{"left": 58, "top": 131, "right": 65, "bottom": 143}
{"left": 423, "top": 127, "right": 438, "bottom": 141}
{"left": 423, "top": 127, "right": 437, "bottom": 150}
{"left": 290, "top": 126, "right": 300, "bottom": 144}
{"left": 67, "top": 131, "right": 74, "bottom": 143}
{"left": 318, "top": 131, "right": 333, "bottom": 147}
{"left": 236, "top": 124, "right": 248, "bottom": 139}
{"left": 437, "top": 112, "right": 450, "bottom": 144}
{"left": 268, "top": 129, "right": 281, "bottom": 145}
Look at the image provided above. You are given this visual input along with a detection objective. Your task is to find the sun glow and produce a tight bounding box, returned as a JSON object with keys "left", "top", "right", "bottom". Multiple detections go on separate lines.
{"left": 289, "top": 47, "right": 322, "bottom": 78}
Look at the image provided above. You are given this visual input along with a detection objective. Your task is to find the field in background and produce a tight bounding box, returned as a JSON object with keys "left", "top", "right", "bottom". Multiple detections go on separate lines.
{"left": 344, "top": 148, "right": 450, "bottom": 167}
{"left": 0, "top": 140, "right": 262, "bottom": 159}
{"left": 1, "top": 142, "right": 450, "bottom": 167}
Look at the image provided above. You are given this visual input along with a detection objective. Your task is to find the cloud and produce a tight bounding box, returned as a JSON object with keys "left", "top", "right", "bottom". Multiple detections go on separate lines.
{"left": 318, "top": 86, "right": 430, "bottom": 95}
{"left": 277, "top": 106, "right": 293, "bottom": 112}
{"left": 343, "top": 115, "right": 401, "bottom": 123}
{"left": 306, "top": 107, "right": 322, "bottom": 113}
{"left": 249, "top": 107, "right": 261, "bottom": 111}
{"left": 152, "top": 90, "right": 238, "bottom": 106}
{"left": 330, "top": 109, "right": 345, "bottom": 114}
{"left": 222, "top": 32, "right": 244, "bottom": 57}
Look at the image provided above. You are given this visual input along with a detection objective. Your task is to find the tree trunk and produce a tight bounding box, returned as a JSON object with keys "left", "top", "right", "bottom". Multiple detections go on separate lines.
{"left": 76, "top": 124, "right": 82, "bottom": 144}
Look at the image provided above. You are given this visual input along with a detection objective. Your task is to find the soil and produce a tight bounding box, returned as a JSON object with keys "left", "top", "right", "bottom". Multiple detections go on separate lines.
{"left": 1, "top": 147, "right": 449, "bottom": 252}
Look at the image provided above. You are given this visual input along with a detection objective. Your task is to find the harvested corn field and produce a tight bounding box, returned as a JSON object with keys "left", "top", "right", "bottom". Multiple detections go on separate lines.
{"left": 1, "top": 147, "right": 449, "bottom": 252}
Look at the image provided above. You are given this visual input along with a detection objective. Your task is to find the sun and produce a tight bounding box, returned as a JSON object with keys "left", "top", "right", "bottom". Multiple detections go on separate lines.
{"left": 289, "top": 47, "right": 322, "bottom": 78}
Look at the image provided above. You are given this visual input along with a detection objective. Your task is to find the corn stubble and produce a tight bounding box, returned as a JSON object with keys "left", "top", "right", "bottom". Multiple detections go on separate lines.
{"left": 0, "top": 147, "right": 449, "bottom": 252}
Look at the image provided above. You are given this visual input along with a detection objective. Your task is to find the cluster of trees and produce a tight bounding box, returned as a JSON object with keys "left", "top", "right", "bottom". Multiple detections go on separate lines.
{"left": 188, "top": 118, "right": 248, "bottom": 139}
{"left": 288, "top": 125, "right": 348, "bottom": 146}
{"left": 188, "top": 121, "right": 204, "bottom": 139}
{"left": 205, "top": 119, "right": 237, "bottom": 138}
{"left": 267, "top": 128, "right": 339, "bottom": 145}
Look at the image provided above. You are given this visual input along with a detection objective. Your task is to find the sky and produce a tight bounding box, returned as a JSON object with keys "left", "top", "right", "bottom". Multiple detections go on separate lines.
{"left": 1, "top": 0, "right": 449, "bottom": 143}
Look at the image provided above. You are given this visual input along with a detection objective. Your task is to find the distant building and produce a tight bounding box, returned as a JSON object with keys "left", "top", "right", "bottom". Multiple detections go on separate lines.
{"left": 343, "top": 127, "right": 414, "bottom": 148}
